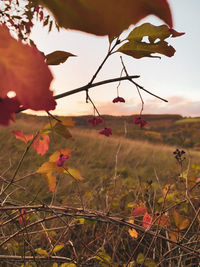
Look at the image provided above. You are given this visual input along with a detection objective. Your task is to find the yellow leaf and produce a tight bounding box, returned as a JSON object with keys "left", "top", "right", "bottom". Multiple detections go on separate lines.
{"left": 51, "top": 244, "right": 64, "bottom": 254}
{"left": 65, "top": 167, "right": 85, "bottom": 181}
{"left": 128, "top": 228, "right": 138, "bottom": 239}
{"left": 58, "top": 117, "right": 75, "bottom": 127}
{"left": 128, "top": 219, "right": 138, "bottom": 239}
{"left": 37, "top": 162, "right": 63, "bottom": 174}
{"left": 43, "top": 117, "right": 75, "bottom": 132}
{"left": 35, "top": 248, "right": 49, "bottom": 257}
{"left": 52, "top": 263, "right": 58, "bottom": 267}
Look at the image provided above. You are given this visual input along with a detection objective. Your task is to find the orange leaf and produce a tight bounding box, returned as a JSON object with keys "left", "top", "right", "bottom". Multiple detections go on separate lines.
{"left": 131, "top": 206, "right": 147, "bottom": 217}
{"left": 33, "top": 133, "right": 49, "bottom": 155}
{"left": 39, "top": 0, "right": 172, "bottom": 36}
{"left": 0, "top": 25, "right": 56, "bottom": 111}
{"left": 142, "top": 212, "right": 152, "bottom": 228}
{"left": 12, "top": 130, "right": 33, "bottom": 144}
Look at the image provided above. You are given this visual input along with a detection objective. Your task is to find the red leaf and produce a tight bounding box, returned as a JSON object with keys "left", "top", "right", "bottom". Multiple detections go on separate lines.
{"left": 142, "top": 212, "right": 152, "bottom": 228}
{"left": 12, "top": 130, "right": 33, "bottom": 144}
{"left": 33, "top": 133, "right": 50, "bottom": 155}
{"left": 0, "top": 25, "right": 56, "bottom": 112}
{"left": 131, "top": 206, "right": 147, "bottom": 217}
{"left": 0, "top": 97, "right": 20, "bottom": 126}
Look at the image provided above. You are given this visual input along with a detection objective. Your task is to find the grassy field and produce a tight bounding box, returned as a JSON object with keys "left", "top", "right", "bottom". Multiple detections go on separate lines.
{"left": 1, "top": 114, "right": 200, "bottom": 205}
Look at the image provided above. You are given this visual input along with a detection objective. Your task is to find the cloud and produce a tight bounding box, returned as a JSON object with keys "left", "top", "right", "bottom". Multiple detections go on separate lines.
{"left": 93, "top": 96, "right": 200, "bottom": 117}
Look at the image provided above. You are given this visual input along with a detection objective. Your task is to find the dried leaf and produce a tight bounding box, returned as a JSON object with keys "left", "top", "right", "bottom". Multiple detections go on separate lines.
{"left": 45, "top": 50, "right": 76, "bottom": 65}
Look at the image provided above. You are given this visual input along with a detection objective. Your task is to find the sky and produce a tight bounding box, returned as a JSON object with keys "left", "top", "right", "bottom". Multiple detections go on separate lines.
{"left": 30, "top": 0, "right": 200, "bottom": 117}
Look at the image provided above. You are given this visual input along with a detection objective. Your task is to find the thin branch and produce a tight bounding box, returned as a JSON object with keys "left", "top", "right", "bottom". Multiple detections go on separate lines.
{"left": 0, "top": 255, "right": 74, "bottom": 263}
{"left": 54, "top": 75, "right": 140, "bottom": 100}
{"left": 16, "top": 75, "right": 140, "bottom": 113}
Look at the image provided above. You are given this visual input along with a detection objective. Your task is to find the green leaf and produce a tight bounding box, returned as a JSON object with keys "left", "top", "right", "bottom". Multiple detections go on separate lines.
{"left": 118, "top": 23, "right": 184, "bottom": 59}
{"left": 45, "top": 50, "right": 76, "bottom": 65}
